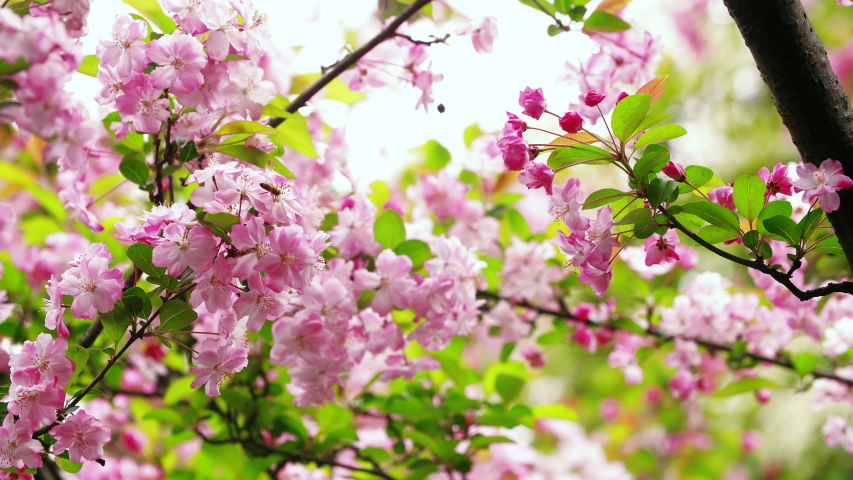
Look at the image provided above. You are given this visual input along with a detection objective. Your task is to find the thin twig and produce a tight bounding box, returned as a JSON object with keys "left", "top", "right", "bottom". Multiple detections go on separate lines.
{"left": 268, "top": 0, "right": 433, "bottom": 128}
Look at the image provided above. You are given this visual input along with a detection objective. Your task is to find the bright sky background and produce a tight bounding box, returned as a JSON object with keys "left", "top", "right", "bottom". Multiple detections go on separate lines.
{"left": 67, "top": 0, "right": 748, "bottom": 186}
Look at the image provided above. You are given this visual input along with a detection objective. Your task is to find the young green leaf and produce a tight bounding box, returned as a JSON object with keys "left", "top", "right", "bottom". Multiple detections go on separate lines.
{"left": 763, "top": 215, "right": 800, "bottom": 246}
{"left": 507, "top": 209, "right": 531, "bottom": 240}
{"left": 101, "top": 302, "right": 132, "bottom": 346}
{"left": 611, "top": 94, "right": 651, "bottom": 144}
{"left": 633, "top": 145, "right": 671, "bottom": 184}
{"left": 646, "top": 178, "right": 679, "bottom": 209}
{"left": 797, "top": 209, "right": 823, "bottom": 241}
{"left": 742, "top": 230, "right": 760, "bottom": 249}
{"left": 178, "top": 140, "right": 198, "bottom": 163}
{"left": 374, "top": 210, "right": 406, "bottom": 249}
{"left": 66, "top": 345, "right": 89, "bottom": 386}
{"left": 119, "top": 153, "right": 149, "bottom": 186}
{"left": 495, "top": 374, "right": 525, "bottom": 403}
{"left": 126, "top": 243, "right": 165, "bottom": 278}
{"left": 582, "top": 188, "right": 625, "bottom": 210}
{"left": 216, "top": 120, "right": 278, "bottom": 136}
{"left": 393, "top": 239, "right": 432, "bottom": 269}
{"left": 274, "top": 111, "right": 318, "bottom": 157}
{"left": 546, "top": 144, "right": 613, "bottom": 169}
{"left": 793, "top": 352, "right": 818, "bottom": 376}
{"left": 733, "top": 175, "right": 766, "bottom": 222}
{"left": 756, "top": 200, "right": 793, "bottom": 237}
{"left": 633, "top": 124, "right": 687, "bottom": 149}
{"left": 122, "top": 286, "right": 152, "bottom": 319}
{"left": 677, "top": 165, "right": 713, "bottom": 193}
{"left": 697, "top": 226, "right": 740, "bottom": 244}
{"left": 681, "top": 201, "right": 741, "bottom": 232}
{"left": 583, "top": 11, "right": 631, "bottom": 32}
{"left": 158, "top": 299, "right": 199, "bottom": 331}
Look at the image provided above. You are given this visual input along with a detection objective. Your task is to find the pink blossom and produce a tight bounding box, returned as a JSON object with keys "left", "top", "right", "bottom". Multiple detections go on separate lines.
{"left": 755, "top": 388, "right": 772, "bottom": 403}
{"left": 58, "top": 253, "right": 124, "bottom": 319}
{"left": 413, "top": 69, "right": 443, "bottom": 112}
{"left": 175, "top": 61, "right": 229, "bottom": 113}
{"left": 0, "top": 415, "right": 42, "bottom": 469}
{"left": 548, "top": 177, "right": 590, "bottom": 232}
{"left": 662, "top": 161, "right": 686, "bottom": 182}
{"left": 522, "top": 345, "right": 546, "bottom": 368}
{"left": 584, "top": 90, "right": 606, "bottom": 107}
{"left": 9, "top": 334, "right": 74, "bottom": 387}
{"left": 147, "top": 33, "right": 207, "bottom": 94}
{"left": 558, "top": 111, "right": 583, "bottom": 134}
{"left": 115, "top": 73, "right": 170, "bottom": 133}
{"left": 618, "top": 246, "right": 674, "bottom": 279}
{"left": 707, "top": 185, "right": 734, "bottom": 210}
{"left": 162, "top": 0, "right": 218, "bottom": 34}
{"left": 329, "top": 197, "right": 382, "bottom": 260}
{"left": 204, "top": 5, "right": 246, "bottom": 61}
{"left": 668, "top": 369, "right": 698, "bottom": 401}
{"left": 190, "top": 257, "right": 237, "bottom": 313}
{"left": 675, "top": 245, "right": 699, "bottom": 269}
{"left": 643, "top": 229, "right": 680, "bottom": 266}
{"left": 233, "top": 274, "right": 291, "bottom": 332}
{"left": 518, "top": 87, "right": 546, "bottom": 120}
{"left": 792, "top": 159, "right": 853, "bottom": 212}
{"left": 152, "top": 224, "right": 218, "bottom": 277}
{"left": 95, "top": 14, "right": 148, "bottom": 76}
{"left": 359, "top": 250, "right": 415, "bottom": 315}
{"left": 757, "top": 162, "right": 793, "bottom": 199}
{"left": 498, "top": 134, "right": 529, "bottom": 171}
{"left": 262, "top": 225, "right": 316, "bottom": 293}
{"left": 741, "top": 430, "right": 762, "bottom": 453}
{"left": 225, "top": 63, "right": 276, "bottom": 120}
{"left": 286, "top": 352, "right": 351, "bottom": 406}
{"left": 840, "top": 0, "right": 853, "bottom": 6}
{"left": 51, "top": 411, "right": 111, "bottom": 463}
{"left": 518, "top": 163, "right": 554, "bottom": 195}
{"left": 4, "top": 368, "right": 65, "bottom": 426}
{"left": 189, "top": 339, "right": 249, "bottom": 397}
{"left": 458, "top": 17, "right": 498, "bottom": 54}
{"left": 270, "top": 313, "right": 333, "bottom": 366}
{"left": 823, "top": 415, "right": 853, "bottom": 452}
{"left": 379, "top": 355, "right": 440, "bottom": 382}
{"left": 573, "top": 325, "right": 598, "bottom": 353}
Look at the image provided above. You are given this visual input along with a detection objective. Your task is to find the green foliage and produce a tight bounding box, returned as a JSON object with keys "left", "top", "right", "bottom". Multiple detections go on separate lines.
{"left": 547, "top": 144, "right": 613, "bottom": 169}
{"left": 732, "top": 175, "right": 766, "bottom": 222}
{"left": 374, "top": 209, "right": 406, "bottom": 249}
{"left": 611, "top": 94, "right": 651, "bottom": 144}
{"left": 583, "top": 11, "right": 631, "bottom": 32}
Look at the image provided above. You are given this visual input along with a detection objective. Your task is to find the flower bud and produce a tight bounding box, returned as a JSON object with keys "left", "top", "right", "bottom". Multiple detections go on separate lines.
{"left": 662, "top": 161, "right": 686, "bottom": 182}
{"left": 616, "top": 91, "right": 629, "bottom": 103}
{"left": 518, "top": 87, "right": 546, "bottom": 120}
{"left": 755, "top": 388, "right": 772, "bottom": 403}
{"left": 518, "top": 162, "right": 554, "bottom": 195}
{"left": 559, "top": 111, "right": 584, "bottom": 134}
{"left": 584, "top": 90, "right": 606, "bottom": 107}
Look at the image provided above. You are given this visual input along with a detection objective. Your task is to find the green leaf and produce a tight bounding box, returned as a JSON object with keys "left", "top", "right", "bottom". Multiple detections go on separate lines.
{"left": 274, "top": 111, "right": 317, "bottom": 157}
{"left": 715, "top": 378, "right": 780, "bottom": 397}
{"left": 633, "top": 145, "right": 670, "bottom": 184}
{"left": 122, "top": 0, "right": 176, "bottom": 33}
{"left": 144, "top": 408, "right": 183, "bottom": 423}
{"left": 757, "top": 200, "right": 793, "bottom": 237}
{"left": 126, "top": 243, "right": 165, "bottom": 278}
{"left": 733, "top": 175, "right": 766, "bottom": 222}
{"left": 198, "top": 212, "right": 239, "bottom": 239}
{"left": 500, "top": 343, "right": 515, "bottom": 363}
{"left": 119, "top": 153, "right": 149, "bottom": 185}
{"left": 374, "top": 210, "right": 406, "bottom": 249}
{"left": 634, "top": 124, "right": 687, "bottom": 149}
{"left": 55, "top": 456, "right": 83, "bottom": 474}
{"left": 393, "top": 239, "right": 432, "bottom": 269}
{"left": 611, "top": 94, "right": 651, "bottom": 144}
{"left": 763, "top": 215, "right": 799, "bottom": 246}
{"left": 677, "top": 165, "right": 713, "bottom": 193}
{"left": 793, "top": 352, "right": 818, "bottom": 376}
{"left": 546, "top": 144, "right": 613, "bottom": 169}
{"left": 519, "top": 0, "right": 556, "bottom": 15}
{"left": 742, "top": 230, "right": 760, "bottom": 249}
{"left": 123, "top": 287, "right": 152, "bottom": 319}
{"left": 216, "top": 121, "right": 278, "bottom": 136}
{"left": 101, "top": 301, "right": 132, "bottom": 346}
{"left": 417, "top": 140, "right": 452, "bottom": 170}
{"left": 797, "top": 209, "right": 823, "bottom": 241}
{"left": 468, "top": 435, "right": 514, "bottom": 449}
{"left": 810, "top": 235, "right": 845, "bottom": 256}
{"left": 158, "top": 300, "right": 198, "bottom": 331}
{"left": 508, "top": 209, "right": 531, "bottom": 240}
{"left": 531, "top": 404, "right": 578, "bottom": 421}
{"left": 0, "top": 58, "right": 29, "bottom": 76}
{"left": 164, "top": 377, "right": 194, "bottom": 405}
{"left": 646, "top": 178, "right": 679, "bottom": 209}
{"left": 66, "top": 345, "right": 89, "bottom": 386}
{"left": 547, "top": 24, "right": 563, "bottom": 36}
{"left": 633, "top": 114, "right": 673, "bottom": 137}
{"left": 697, "top": 225, "right": 740, "bottom": 244}
{"left": 610, "top": 318, "right": 646, "bottom": 335}
{"left": 72, "top": 388, "right": 105, "bottom": 400}
{"left": 495, "top": 374, "right": 525, "bottom": 403}
{"left": 316, "top": 403, "right": 353, "bottom": 435}
{"left": 615, "top": 207, "right": 652, "bottom": 226}
{"left": 179, "top": 140, "right": 198, "bottom": 163}
{"left": 216, "top": 145, "right": 275, "bottom": 168}
{"left": 582, "top": 188, "right": 625, "bottom": 210}
{"left": 681, "top": 201, "right": 741, "bottom": 232}
{"left": 536, "top": 331, "right": 566, "bottom": 345}
{"left": 583, "top": 11, "right": 631, "bottom": 32}
{"left": 77, "top": 55, "right": 99, "bottom": 77}
{"left": 463, "top": 124, "right": 482, "bottom": 148}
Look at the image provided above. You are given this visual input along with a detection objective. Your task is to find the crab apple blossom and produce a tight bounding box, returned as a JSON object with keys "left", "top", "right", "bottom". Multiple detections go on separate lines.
{"left": 518, "top": 162, "right": 554, "bottom": 195}
{"left": 189, "top": 339, "right": 249, "bottom": 397}
{"left": 644, "top": 229, "right": 681, "bottom": 266}
{"left": 9, "top": 334, "right": 73, "bottom": 387}
{"left": 152, "top": 224, "right": 218, "bottom": 277}
{"left": 95, "top": 14, "right": 148, "bottom": 76}
{"left": 518, "top": 87, "right": 546, "bottom": 120}
{"left": 0, "top": 415, "right": 42, "bottom": 470}
{"left": 3, "top": 369, "right": 65, "bottom": 426}
{"left": 793, "top": 159, "right": 853, "bottom": 212}
{"left": 51, "top": 411, "right": 111, "bottom": 463}
{"left": 559, "top": 111, "right": 584, "bottom": 134}
{"left": 147, "top": 32, "right": 207, "bottom": 94}
{"left": 584, "top": 90, "right": 606, "bottom": 106}
{"left": 114, "top": 73, "right": 170, "bottom": 133}
{"left": 58, "top": 251, "right": 123, "bottom": 319}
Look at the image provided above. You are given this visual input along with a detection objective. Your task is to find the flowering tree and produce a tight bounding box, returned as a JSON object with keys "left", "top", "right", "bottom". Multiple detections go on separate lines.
{"left": 1, "top": 0, "right": 853, "bottom": 478}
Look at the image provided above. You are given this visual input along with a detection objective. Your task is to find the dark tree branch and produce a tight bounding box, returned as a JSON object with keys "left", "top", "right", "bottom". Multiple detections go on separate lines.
{"left": 268, "top": 0, "right": 432, "bottom": 128}
{"left": 723, "top": 0, "right": 853, "bottom": 272}
{"left": 663, "top": 209, "right": 853, "bottom": 301}
{"left": 477, "top": 291, "right": 853, "bottom": 387}
{"left": 393, "top": 32, "right": 449, "bottom": 46}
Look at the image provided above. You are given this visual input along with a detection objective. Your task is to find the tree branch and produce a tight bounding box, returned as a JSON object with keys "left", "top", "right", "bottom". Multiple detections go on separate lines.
{"left": 268, "top": 0, "right": 432, "bottom": 128}
{"left": 723, "top": 0, "right": 853, "bottom": 272}
{"left": 477, "top": 291, "right": 853, "bottom": 387}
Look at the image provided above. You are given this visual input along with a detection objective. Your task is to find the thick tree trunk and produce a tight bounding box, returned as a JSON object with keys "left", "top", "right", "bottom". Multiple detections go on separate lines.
{"left": 723, "top": 0, "right": 853, "bottom": 272}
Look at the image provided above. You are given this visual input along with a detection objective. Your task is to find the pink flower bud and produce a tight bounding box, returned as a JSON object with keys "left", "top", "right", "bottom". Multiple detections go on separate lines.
{"left": 755, "top": 388, "right": 772, "bottom": 403}
{"left": 518, "top": 87, "right": 546, "bottom": 120}
{"left": 522, "top": 344, "right": 546, "bottom": 368}
{"left": 573, "top": 326, "right": 598, "bottom": 354}
{"left": 600, "top": 398, "right": 619, "bottom": 422}
{"left": 662, "top": 161, "right": 686, "bottom": 182}
{"left": 584, "top": 90, "right": 606, "bottom": 107}
{"left": 518, "top": 162, "right": 555, "bottom": 195}
{"left": 559, "top": 111, "right": 584, "bottom": 134}
{"left": 499, "top": 135, "right": 530, "bottom": 171}
{"left": 616, "top": 92, "right": 629, "bottom": 103}
{"left": 741, "top": 430, "right": 762, "bottom": 453}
